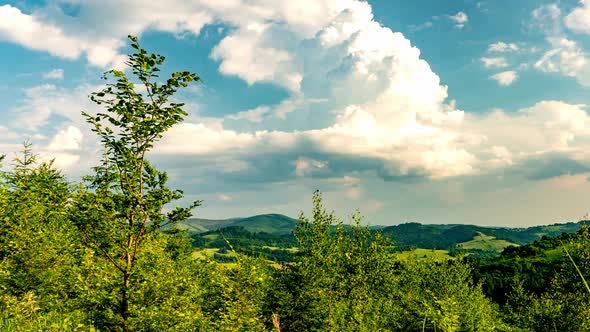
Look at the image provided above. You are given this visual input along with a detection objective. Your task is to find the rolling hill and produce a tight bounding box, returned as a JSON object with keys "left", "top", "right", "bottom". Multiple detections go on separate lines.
{"left": 380, "top": 220, "right": 590, "bottom": 251}
{"left": 456, "top": 232, "right": 519, "bottom": 252}
{"left": 180, "top": 213, "right": 590, "bottom": 254}
{"left": 179, "top": 213, "right": 298, "bottom": 234}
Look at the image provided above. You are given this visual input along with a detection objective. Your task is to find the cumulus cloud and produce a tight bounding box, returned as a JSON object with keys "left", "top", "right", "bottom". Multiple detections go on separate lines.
{"left": 0, "top": 5, "right": 127, "bottom": 68}
{"left": 467, "top": 101, "right": 590, "bottom": 154}
{"left": 448, "top": 11, "right": 468, "bottom": 28}
{"left": 152, "top": 2, "right": 479, "bottom": 180}
{"left": 47, "top": 126, "right": 83, "bottom": 151}
{"left": 565, "top": 0, "right": 590, "bottom": 34}
{"left": 490, "top": 71, "right": 518, "bottom": 86}
{"left": 7, "top": 0, "right": 590, "bottom": 202}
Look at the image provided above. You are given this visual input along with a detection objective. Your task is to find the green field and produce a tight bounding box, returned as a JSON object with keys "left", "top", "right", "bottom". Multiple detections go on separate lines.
{"left": 395, "top": 248, "right": 452, "bottom": 260}
{"left": 457, "top": 232, "right": 519, "bottom": 252}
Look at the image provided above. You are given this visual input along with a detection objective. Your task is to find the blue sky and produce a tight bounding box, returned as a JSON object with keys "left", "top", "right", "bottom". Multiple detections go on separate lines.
{"left": 2, "top": 0, "right": 590, "bottom": 226}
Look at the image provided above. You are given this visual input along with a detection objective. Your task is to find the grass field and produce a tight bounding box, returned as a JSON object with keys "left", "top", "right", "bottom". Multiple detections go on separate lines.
{"left": 457, "top": 232, "right": 519, "bottom": 252}
{"left": 395, "top": 248, "right": 452, "bottom": 260}
{"left": 192, "top": 248, "right": 223, "bottom": 259}
{"left": 261, "top": 246, "right": 299, "bottom": 253}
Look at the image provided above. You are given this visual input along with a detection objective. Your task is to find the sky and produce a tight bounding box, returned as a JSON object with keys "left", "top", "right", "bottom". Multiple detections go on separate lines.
{"left": 2, "top": 0, "right": 590, "bottom": 226}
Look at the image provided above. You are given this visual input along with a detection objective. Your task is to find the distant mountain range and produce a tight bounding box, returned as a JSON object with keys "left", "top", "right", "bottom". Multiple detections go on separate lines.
{"left": 180, "top": 213, "right": 590, "bottom": 252}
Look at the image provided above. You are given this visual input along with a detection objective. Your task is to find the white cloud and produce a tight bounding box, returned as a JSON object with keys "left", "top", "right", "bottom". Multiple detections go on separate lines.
{"left": 448, "top": 11, "right": 468, "bottom": 28}
{"left": 491, "top": 71, "right": 518, "bottom": 86}
{"left": 0, "top": 5, "right": 126, "bottom": 68}
{"left": 565, "top": 0, "right": 590, "bottom": 34}
{"left": 227, "top": 106, "right": 272, "bottom": 123}
{"left": 8, "top": 0, "right": 590, "bottom": 189}
{"left": 480, "top": 57, "right": 509, "bottom": 68}
{"left": 488, "top": 42, "right": 519, "bottom": 53}
{"left": 43, "top": 69, "right": 64, "bottom": 80}
{"left": 12, "top": 84, "right": 102, "bottom": 130}
{"left": 158, "top": 123, "right": 261, "bottom": 155}
{"left": 48, "top": 126, "right": 83, "bottom": 151}
{"left": 210, "top": 24, "right": 302, "bottom": 91}
{"left": 528, "top": 4, "right": 590, "bottom": 86}
{"left": 534, "top": 37, "right": 590, "bottom": 85}
{"left": 0, "top": 5, "right": 83, "bottom": 59}
{"left": 466, "top": 101, "right": 590, "bottom": 153}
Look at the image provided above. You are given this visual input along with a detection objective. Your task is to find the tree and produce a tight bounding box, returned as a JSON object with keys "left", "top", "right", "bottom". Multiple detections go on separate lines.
{"left": 272, "top": 191, "right": 397, "bottom": 331}
{"left": 0, "top": 144, "right": 91, "bottom": 329}
{"left": 72, "top": 35, "right": 201, "bottom": 329}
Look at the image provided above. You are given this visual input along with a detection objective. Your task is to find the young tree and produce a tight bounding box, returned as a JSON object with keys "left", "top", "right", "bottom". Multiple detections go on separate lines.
{"left": 0, "top": 144, "right": 90, "bottom": 329}
{"left": 72, "top": 35, "right": 201, "bottom": 329}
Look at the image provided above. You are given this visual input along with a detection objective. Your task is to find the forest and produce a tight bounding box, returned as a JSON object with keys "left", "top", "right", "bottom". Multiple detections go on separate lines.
{"left": 1, "top": 36, "right": 590, "bottom": 331}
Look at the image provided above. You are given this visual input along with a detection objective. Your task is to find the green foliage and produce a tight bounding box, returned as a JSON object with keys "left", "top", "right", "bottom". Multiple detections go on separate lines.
{"left": 270, "top": 191, "right": 504, "bottom": 331}
{"left": 470, "top": 229, "right": 583, "bottom": 305}
{"left": 394, "top": 258, "right": 505, "bottom": 331}
{"left": 270, "top": 191, "right": 393, "bottom": 331}
{"left": 192, "top": 226, "right": 299, "bottom": 262}
{"left": 3, "top": 35, "right": 589, "bottom": 332}
{"left": 483, "top": 227, "right": 590, "bottom": 331}
{"left": 212, "top": 256, "right": 272, "bottom": 331}
{"left": 0, "top": 144, "right": 91, "bottom": 330}
{"left": 72, "top": 35, "right": 202, "bottom": 328}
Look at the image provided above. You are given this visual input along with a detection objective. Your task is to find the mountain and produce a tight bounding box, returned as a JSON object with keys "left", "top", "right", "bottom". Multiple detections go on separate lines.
{"left": 179, "top": 213, "right": 298, "bottom": 234}
{"left": 181, "top": 213, "right": 590, "bottom": 254}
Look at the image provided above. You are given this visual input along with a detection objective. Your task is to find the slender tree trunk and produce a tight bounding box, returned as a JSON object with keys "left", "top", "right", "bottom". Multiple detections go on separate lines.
{"left": 120, "top": 235, "right": 133, "bottom": 331}
{"left": 120, "top": 269, "right": 130, "bottom": 331}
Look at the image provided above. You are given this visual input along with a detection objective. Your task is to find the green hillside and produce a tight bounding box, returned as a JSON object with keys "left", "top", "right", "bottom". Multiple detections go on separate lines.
{"left": 181, "top": 213, "right": 298, "bottom": 234}
{"left": 457, "top": 232, "right": 519, "bottom": 252}
{"left": 183, "top": 214, "right": 590, "bottom": 258}
{"left": 381, "top": 220, "right": 590, "bottom": 251}
{"left": 469, "top": 228, "right": 589, "bottom": 305}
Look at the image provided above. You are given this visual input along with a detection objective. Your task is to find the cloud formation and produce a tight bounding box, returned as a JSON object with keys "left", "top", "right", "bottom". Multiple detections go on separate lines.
{"left": 531, "top": 3, "right": 590, "bottom": 86}
{"left": 43, "top": 69, "right": 64, "bottom": 80}
{"left": 565, "top": 0, "right": 590, "bottom": 34}
{"left": 488, "top": 42, "right": 519, "bottom": 53}
{"left": 490, "top": 71, "right": 518, "bottom": 86}
{"left": 448, "top": 11, "right": 469, "bottom": 29}
{"left": 4, "top": 0, "right": 590, "bottom": 224}
{"left": 481, "top": 57, "right": 509, "bottom": 68}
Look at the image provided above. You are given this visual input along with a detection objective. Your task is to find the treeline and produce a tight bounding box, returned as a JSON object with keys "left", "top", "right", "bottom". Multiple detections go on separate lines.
{"left": 1, "top": 36, "right": 590, "bottom": 331}
{"left": 197, "top": 227, "right": 300, "bottom": 263}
